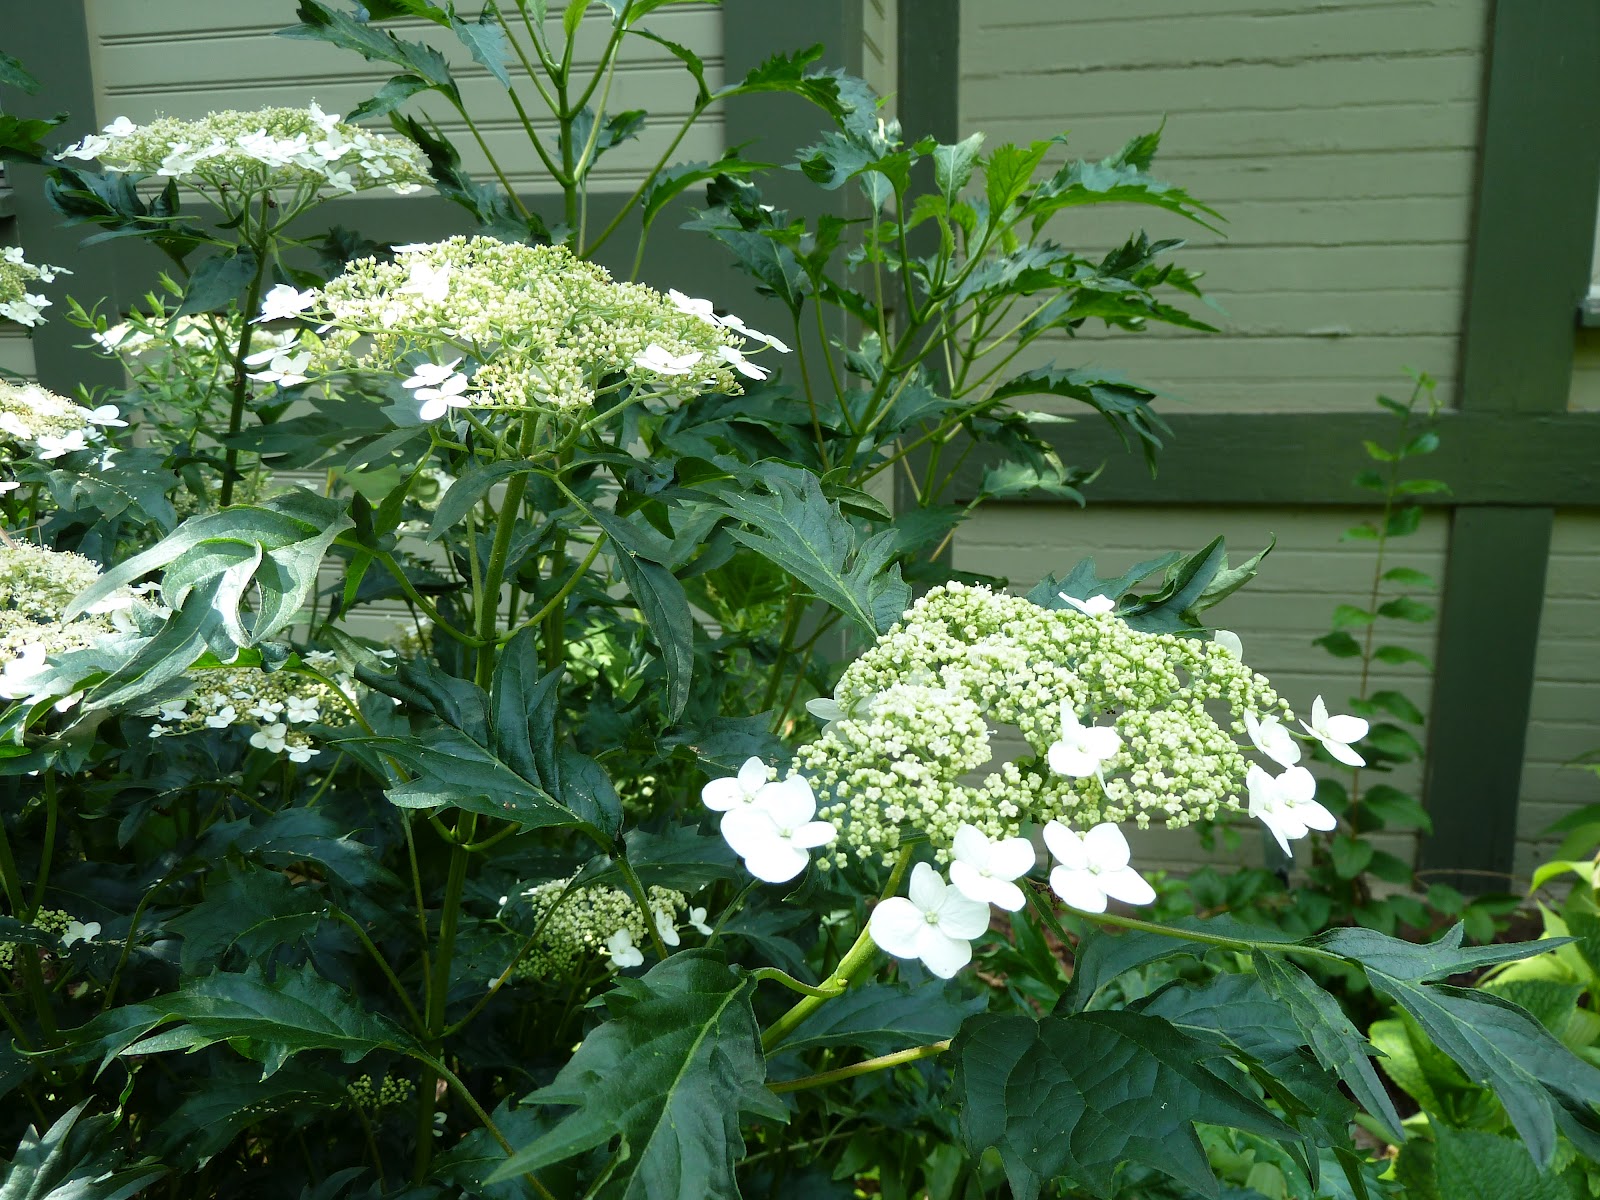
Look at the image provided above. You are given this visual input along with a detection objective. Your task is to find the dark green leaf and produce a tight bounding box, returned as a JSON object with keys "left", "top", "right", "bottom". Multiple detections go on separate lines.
{"left": 991, "top": 366, "right": 1169, "bottom": 472}
{"left": 776, "top": 980, "right": 986, "bottom": 1055}
{"left": 1313, "top": 631, "right": 1363, "bottom": 658}
{"left": 934, "top": 133, "right": 985, "bottom": 205}
{"left": 1332, "top": 604, "right": 1374, "bottom": 629}
{"left": 0, "top": 50, "right": 41, "bottom": 93}
{"left": 452, "top": 6, "right": 512, "bottom": 86}
{"left": 1330, "top": 835, "right": 1375, "bottom": 880}
{"left": 0, "top": 1102, "right": 165, "bottom": 1200}
{"left": 1427, "top": 1125, "right": 1570, "bottom": 1200}
{"left": 280, "top": 1, "right": 456, "bottom": 93}
{"left": 174, "top": 248, "right": 259, "bottom": 317}
{"left": 1394, "top": 478, "right": 1450, "bottom": 496}
{"left": 1377, "top": 596, "right": 1434, "bottom": 623}
{"left": 587, "top": 508, "right": 695, "bottom": 721}
{"left": 1373, "top": 645, "right": 1432, "bottom": 669}
{"left": 950, "top": 1009, "right": 1289, "bottom": 1199}
{"left": 165, "top": 869, "right": 325, "bottom": 973}
{"left": 1385, "top": 506, "right": 1423, "bottom": 537}
{"left": 1382, "top": 566, "right": 1436, "bottom": 588}
{"left": 1401, "top": 431, "right": 1440, "bottom": 458}
{"left": 491, "top": 951, "right": 785, "bottom": 1192}
{"left": 1121, "top": 537, "right": 1227, "bottom": 633}
{"left": 1253, "top": 954, "right": 1405, "bottom": 1143}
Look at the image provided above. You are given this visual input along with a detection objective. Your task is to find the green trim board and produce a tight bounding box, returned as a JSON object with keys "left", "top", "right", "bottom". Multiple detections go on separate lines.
{"left": 1418, "top": 0, "right": 1600, "bottom": 885}
{"left": 943, "top": 410, "right": 1600, "bottom": 509}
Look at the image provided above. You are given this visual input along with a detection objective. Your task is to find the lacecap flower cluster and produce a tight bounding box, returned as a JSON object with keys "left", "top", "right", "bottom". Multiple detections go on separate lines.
{"left": 507, "top": 877, "right": 702, "bottom": 978}
{"left": 701, "top": 581, "right": 1370, "bottom": 980}
{"left": 60, "top": 105, "right": 427, "bottom": 199}
{"left": 263, "top": 237, "right": 787, "bottom": 417}
{"left": 0, "top": 247, "right": 68, "bottom": 328}
{"left": 0, "top": 380, "right": 125, "bottom": 473}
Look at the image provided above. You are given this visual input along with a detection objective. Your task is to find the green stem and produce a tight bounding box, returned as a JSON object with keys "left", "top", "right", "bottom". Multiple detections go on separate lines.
{"left": 1070, "top": 903, "right": 1345, "bottom": 964}
{"left": 761, "top": 845, "right": 916, "bottom": 1052}
{"left": 31, "top": 774, "right": 56, "bottom": 915}
{"left": 768, "top": 1039, "right": 951, "bottom": 1094}
{"left": 750, "top": 967, "right": 844, "bottom": 999}
{"left": 330, "top": 907, "right": 425, "bottom": 1033}
{"left": 218, "top": 228, "right": 270, "bottom": 508}
{"left": 616, "top": 853, "right": 669, "bottom": 960}
{"left": 425, "top": 1054, "right": 560, "bottom": 1200}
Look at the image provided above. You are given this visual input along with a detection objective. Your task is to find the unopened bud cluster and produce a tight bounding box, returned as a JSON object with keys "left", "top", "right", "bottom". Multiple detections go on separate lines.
{"left": 795, "top": 583, "right": 1289, "bottom": 865}
{"left": 508, "top": 877, "right": 687, "bottom": 980}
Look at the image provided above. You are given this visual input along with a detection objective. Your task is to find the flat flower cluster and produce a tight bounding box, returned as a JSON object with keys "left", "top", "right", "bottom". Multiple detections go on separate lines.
{"left": 274, "top": 237, "right": 784, "bottom": 416}
{"left": 0, "top": 380, "right": 124, "bottom": 473}
{"left": 0, "top": 543, "right": 146, "bottom": 704}
{"left": 701, "top": 582, "right": 1372, "bottom": 980}
{"left": 143, "top": 652, "right": 355, "bottom": 763}
{"left": 0, "top": 247, "right": 68, "bottom": 327}
{"left": 794, "top": 582, "right": 1291, "bottom": 865}
{"left": 0, "top": 907, "right": 96, "bottom": 972}
{"left": 59, "top": 105, "right": 427, "bottom": 199}
{"left": 508, "top": 877, "right": 699, "bottom": 978}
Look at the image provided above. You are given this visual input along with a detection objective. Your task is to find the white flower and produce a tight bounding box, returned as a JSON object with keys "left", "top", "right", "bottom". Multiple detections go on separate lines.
{"left": 103, "top": 116, "right": 137, "bottom": 138}
{"left": 256, "top": 284, "right": 317, "bottom": 323}
{"left": 0, "top": 481, "right": 17, "bottom": 495}
{"left": 285, "top": 695, "right": 319, "bottom": 724}
{"left": 606, "top": 928, "right": 643, "bottom": 969}
{"left": 403, "top": 359, "right": 472, "bottom": 421}
{"left": 399, "top": 260, "right": 451, "bottom": 303}
{"left": 720, "top": 313, "right": 791, "bottom": 353}
{"left": 35, "top": 430, "right": 92, "bottom": 460}
{"left": 633, "top": 344, "right": 703, "bottom": 376}
{"left": 948, "top": 823, "right": 1035, "bottom": 912}
{"left": 249, "top": 721, "right": 287, "bottom": 751}
{"left": 1042, "top": 821, "right": 1155, "bottom": 912}
{"left": 716, "top": 345, "right": 769, "bottom": 380}
{"left": 0, "top": 644, "right": 50, "bottom": 699}
{"left": 1047, "top": 699, "right": 1122, "bottom": 778}
{"left": 1244, "top": 710, "right": 1301, "bottom": 768}
{"left": 687, "top": 906, "right": 713, "bottom": 936}
{"left": 287, "top": 742, "right": 315, "bottom": 764}
{"left": 1059, "top": 592, "right": 1115, "bottom": 617}
{"left": 805, "top": 686, "right": 876, "bottom": 733}
{"left": 653, "top": 906, "right": 681, "bottom": 948}
{"left": 59, "top": 134, "right": 111, "bottom": 160}
{"left": 1300, "top": 695, "right": 1368, "bottom": 767}
{"left": 701, "top": 756, "right": 771, "bottom": 812}
{"left": 667, "top": 289, "right": 720, "bottom": 325}
{"left": 62, "top": 920, "right": 100, "bottom": 947}
{"left": 157, "top": 699, "right": 189, "bottom": 722}
{"left": 244, "top": 348, "right": 312, "bottom": 388}
{"left": 868, "top": 862, "right": 991, "bottom": 979}
{"left": 1246, "top": 763, "right": 1336, "bottom": 855}
{"left": 85, "top": 404, "right": 127, "bottom": 427}
{"left": 720, "top": 775, "right": 836, "bottom": 883}
{"left": 0, "top": 413, "right": 29, "bottom": 439}
{"left": 1214, "top": 630, "right": 1243, "bottom": 659}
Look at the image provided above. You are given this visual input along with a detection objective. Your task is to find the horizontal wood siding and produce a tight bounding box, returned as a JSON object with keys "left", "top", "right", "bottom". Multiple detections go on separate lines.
{"left": 1515, "top": 512, "right": 1600, "bottom": 881}
{"left": 958, "top": 0, "right": 1489, "bottom": 413}
{"left": 83, "top": 1, "right": 724, "bottom": 195}
{"left": 954, "top": 504, "right": 1446, "bottom": 871}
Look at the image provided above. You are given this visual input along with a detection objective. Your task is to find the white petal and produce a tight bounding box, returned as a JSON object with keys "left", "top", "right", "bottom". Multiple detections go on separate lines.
{"left": 914, "top": 927, "right": 973, "bottom": 979}
{"left": 906, "top": 861, "right": 946, "bottom": 911}
{"left": 1256, "top": 809, "right": 1299, "bottom": 857}
{"left": 1058, "top": 698, "right": 1087, "bottom": 738}
{"left": 735, "top": 756, "right": 768, "bottom": 793}
{"left": 1048, "top": 741, "right": 1098, "bottom": 778}
{"left": 1276, "top": 766, "right": 1318, "bottom": 805}
{"left": 1098, "top": 865, "right": 1156, "bottom": 907}
{"left": 1081, "top": 725, "right": 1123, "bottom": 760}
{"left": 951, "top": 824, "right": 989, "bottom": 869}
{"left": 869, "top": 896, "right": 928, "bottom": 958}
{"left": 757, "top": 776, "right": 816, "bottom": 825}
{"left": 1311, "top": 695, "right": 1330, "bottom": 728}
{"left": 789, "top": 820, "right": 837, "bottom": 850}
{"left": 1323, "top": 738, "right": 1366, "bottom": 768}
{"left": 1294, "top": 799, "right": 1339, "bottom": 833}
{"left": 742, "top": 840, "right": 810, "bottom": 883}
{"left": 806, "top": 697, "right": 844, "bottom": 723}
{"left": 1214, "top": 630, "right": 1243, "bottom": 659}
{"left": 1050, "top": 866, "right": 1108, "bottom": 912}
{"left": 936, "top": 889, "right": 995, "bottom": 939}
{"left": 701, "top": 776, "right": 746, "bottom": 812}
{"left": 988, "top": 836, "right": 1037, "bottom": 882}
{"left": 1323, "top": 713, "right": 1369, "bottom": 744}
{"left": 719, "top": 807, "right": 780, "bottom": 860}
{"left": 1081, "top": 822, "right": 1132, "bottom": 871}
{"left": 950, "top": 861, "right": 1024, "bottom": 911}
{"left": 1041, "top": 820, "right": 1086, "bottom": 870}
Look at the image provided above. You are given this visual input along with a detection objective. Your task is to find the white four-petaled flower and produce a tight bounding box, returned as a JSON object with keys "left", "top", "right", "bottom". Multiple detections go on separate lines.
{"left": 1246, "top": 763, "right": 1337, "bottom": 856}
{"left": 606, "top": 928, "right": 644, "bottom": 969}
{"left": 244, "top": 347, "right": 312, "bottom": 388}
{"left": 255, "top": 284, "right": 317, "bottom": 323}
{"left": 719, "top": 775, "right": 835, "bottom": 883}
{"left": 403, "top": 359, "right": 473, "bottom": 421}
{"left": 1300, "top": 695, "right": 1368, "bottom": 767}
{"left": 285, "top": 695, "right": 319, "bottom": 724}
{"left": 1059, "top": 592, "right": 1116, "bottom": 617}
{"left": 633, "top": 344, "right": 704, "bottom": 376}
{"left": 250, "top": 722, "right": 288, "bottom": 752}
{"left": 1047, "top": 699, "right": 1122, "bottom": 778}
{"left": 1244, "top": 710, "right": 1301, "bottom": 768}
{"left": 869, "top": 862, "right": 991, "bottom": 979}
{"left": 687, "top": 906, "right": 713, "bottom": 936}
{"left": 701, "top": 756, "right": 770, "bottom": 812}
{"left": 1042, "top": 821, "right": 1156, "bottom": 913}
{"left": 62, "top": 920, "right": 100, "bottom": 948}
{"left": 948, "top": 823, "right": 1036, "bottom": 912}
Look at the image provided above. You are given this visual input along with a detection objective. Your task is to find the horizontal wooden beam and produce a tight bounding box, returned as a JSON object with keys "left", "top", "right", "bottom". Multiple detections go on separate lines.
{"left": 945, "top": 409, "right": 1600, "bottom": 509}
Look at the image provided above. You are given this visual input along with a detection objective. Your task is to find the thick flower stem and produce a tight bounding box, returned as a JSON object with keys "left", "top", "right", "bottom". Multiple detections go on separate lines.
{"left": 1071, "top": 904, "right": 1345, "bottom": 965}
{"left": 219, "top": 225, "right": 270, "bottom": 508}
{"left": 761, "top": 845, "right": 916, "bottom": 1053}
{"left": 768, "top": 1039, "right": 951, "bottom": 1094}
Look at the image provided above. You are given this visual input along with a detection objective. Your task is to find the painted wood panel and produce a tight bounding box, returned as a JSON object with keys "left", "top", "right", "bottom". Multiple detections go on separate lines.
{"left": 958, "top": 0, "right": 1489, "bottom": 414}
{"left": 83, "top": 1, "right": 724, "bottom": 195}
{"left": 1515, "top": 513, "right": 1600, "bottom": 882}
